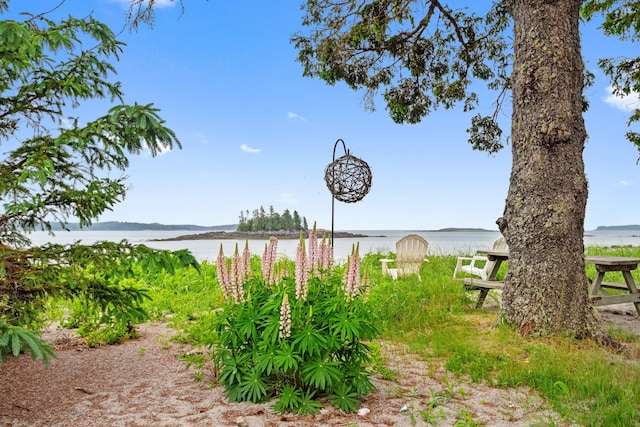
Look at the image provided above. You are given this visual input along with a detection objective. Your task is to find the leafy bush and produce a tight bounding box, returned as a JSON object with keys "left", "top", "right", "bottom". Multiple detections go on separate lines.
{"left": 209, "top": 229, "right": 379, "bottom": 414}
{"left": 1, "top": 242, "right": 200, "bottom": 358}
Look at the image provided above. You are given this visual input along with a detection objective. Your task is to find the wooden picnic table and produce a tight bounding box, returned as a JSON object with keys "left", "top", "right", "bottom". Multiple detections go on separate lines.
{"left": 463, "top": 249, "right": 640, "bottom": 315}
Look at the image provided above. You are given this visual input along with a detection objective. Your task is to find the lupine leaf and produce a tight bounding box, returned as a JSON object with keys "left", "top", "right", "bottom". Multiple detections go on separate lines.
{"left": 292, "top": 327, "right": 326, "bottom": 357}
{"left": 272, "top": 385, "right": 303, "bottom": 414}
{"left": 239, "top": 368, "right": 268, "bottom": 403}
{"left": 302, "top": 360, "right": 341, "bottom": 390}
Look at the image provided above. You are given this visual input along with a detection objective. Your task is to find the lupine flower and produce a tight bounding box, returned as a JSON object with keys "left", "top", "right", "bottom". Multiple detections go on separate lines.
{"left": 308, "top": 223, "right": 319, "bottom": 275}
{"left": 295, "top": 231, "right": 309, "bottom": 300}
{"left": 278, "top": 293, "right": 292, "bottom": 339}
{"left": 361, "top": 268, "right": 371, "bottom": 302}
{"left": 230, "top": 244, "right": 244, "bottom": 303}
{"left": 261, "top": 237, "right": 278, "bottom": 286}
{"left": 216, "top": 244, "right": 231, "bottom": 299}
{"left": 261, "top": 244, "right": 269, "bottom": 279}
{"left": 319, "top": 233, "right": 334, "bottom": 276}
{"left": 268, "top": 237, "right": 279, "bottom": 285}
{"left": 345, "top": 243, "right": 361, "bottom": 300}
{"left": 240, "top": 240, "right": 251, "bottom": 282}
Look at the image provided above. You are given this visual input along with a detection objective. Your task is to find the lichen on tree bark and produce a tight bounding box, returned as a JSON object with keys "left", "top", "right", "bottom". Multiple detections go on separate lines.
{"left": 501, "top": 0, "right": 606, "bottom": 340}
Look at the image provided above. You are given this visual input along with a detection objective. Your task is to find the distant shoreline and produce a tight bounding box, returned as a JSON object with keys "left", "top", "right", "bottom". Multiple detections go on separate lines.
{"left": 44, "top": 221, "right": 640, "bottom": 234}
{"left": 150, "top": 229, "right": 378, "bottom": 241}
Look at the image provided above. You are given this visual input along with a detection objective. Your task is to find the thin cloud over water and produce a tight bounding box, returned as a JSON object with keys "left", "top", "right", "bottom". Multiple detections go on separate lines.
{"left": 240, "top": 143, "right": 261, "bottom": 153}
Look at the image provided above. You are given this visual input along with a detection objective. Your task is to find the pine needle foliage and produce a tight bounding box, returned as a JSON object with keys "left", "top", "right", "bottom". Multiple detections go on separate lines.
{"left": 0, "top": 1, "right": 192, "bottom": 362}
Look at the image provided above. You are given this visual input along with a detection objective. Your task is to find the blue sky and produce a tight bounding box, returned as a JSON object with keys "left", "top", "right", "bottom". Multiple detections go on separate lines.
{"left": 6, "top": 0, "right": 640, "bottom": 230}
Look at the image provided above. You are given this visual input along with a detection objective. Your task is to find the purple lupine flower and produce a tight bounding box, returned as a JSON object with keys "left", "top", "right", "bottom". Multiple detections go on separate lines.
{"left": 216, "top": 244, "right": 231, "bottom": 299}
{"left": 295, "top": 232, "right": 309, "bottom": 300}
{"left": 278, "top": 293, "right": 292, "bottom": 339}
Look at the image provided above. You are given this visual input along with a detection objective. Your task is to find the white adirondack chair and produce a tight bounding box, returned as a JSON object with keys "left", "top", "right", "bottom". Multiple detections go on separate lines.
{"left": 380, "top": 234, "right": 429, "bottom": 280}
{"left": 453, "top": 237, "right": 507, "bottom": 280}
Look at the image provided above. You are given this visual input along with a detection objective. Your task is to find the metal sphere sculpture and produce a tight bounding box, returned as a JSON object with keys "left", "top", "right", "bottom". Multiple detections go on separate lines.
{"left": 325, "top": 139, "right": 372, "bottom": 246}
{"left": 324, "top": 152, "right": 372, "bottom": 203}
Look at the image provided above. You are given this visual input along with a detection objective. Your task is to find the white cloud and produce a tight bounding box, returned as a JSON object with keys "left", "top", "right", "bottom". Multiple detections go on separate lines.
{"left": 240, "top": 143, "right": 261, "bottom": 154}
{"left": 603, "top": 86, "right": 640, "bottom": 112}
{"left": 288, "top": 112, "right": 306, "bottom": 122}
{"left": 616, "top": 180, "right": 633, "bottom": 187}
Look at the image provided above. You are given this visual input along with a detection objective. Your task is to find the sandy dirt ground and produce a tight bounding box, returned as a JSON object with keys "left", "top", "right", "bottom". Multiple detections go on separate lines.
{"left": 1, "top": 303, "right": 638, "bottom": 427}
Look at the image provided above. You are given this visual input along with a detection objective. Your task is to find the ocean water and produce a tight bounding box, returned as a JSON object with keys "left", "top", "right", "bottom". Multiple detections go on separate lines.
{"left": 25, "top": 229, "right": 640, "bottom": 263}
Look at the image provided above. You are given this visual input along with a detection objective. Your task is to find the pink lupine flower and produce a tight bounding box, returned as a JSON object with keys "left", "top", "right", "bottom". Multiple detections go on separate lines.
{"left": 352, "top": 243, "right": 361, "bottom": 289}
{"left": 319, "top": 233, "right": 334, "bottom": 276}
{"left": 295, "top": 232, "right": 309, "bottom": 300}
{"left": 345, "top": 244, "right": 361, "bottom": 300}
{"left": 241, "top": 240, "right": 251, "bottom": 282}
{"left": 278, "top": 293, "right": 292, "bottom": 339}
{"left": 361, "top": 268, "right": 371, "bottom": 302}
{"left": 261, "top": 243, "right": 270, "bottom": 280}
{"left": 261, "top": 237, "right": 278, "bottom": 286}
{"left": 319, "top": 234, "right": 327, "bottom": 275}
{"left": 230, "top": 244, "right": 244, "bottom": 303}
{"left": 216, "top": 244, "right": 231, "bottom": 299}
{"left": 267, "top": 237, "right": 278, "bottom": 285}
{"left": 343, "top": 254, "right": 350, "bottom": 288}
{"left": 308, "top": 223, "right": 319, "bottom": 275}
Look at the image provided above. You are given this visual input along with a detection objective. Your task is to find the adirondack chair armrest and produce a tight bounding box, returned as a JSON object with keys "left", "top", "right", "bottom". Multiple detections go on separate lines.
{"left": 380, "top": 258, "right": 394, "bottom": 276}
{"left": 453, "top": 255, "right": 487, "bottom": 278}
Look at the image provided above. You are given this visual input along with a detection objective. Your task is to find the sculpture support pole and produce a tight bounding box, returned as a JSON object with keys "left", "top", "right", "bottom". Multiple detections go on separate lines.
{"left": 331, "top": 139, "right": 347, "bottom": 248}
{"left": 326, "top": 139, "right": 370, "bottom": 249}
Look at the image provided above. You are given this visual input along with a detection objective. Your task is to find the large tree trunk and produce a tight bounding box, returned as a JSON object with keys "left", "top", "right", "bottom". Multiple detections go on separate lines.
{"left": 502, "top": 0, "right": 605, "bottom": 339}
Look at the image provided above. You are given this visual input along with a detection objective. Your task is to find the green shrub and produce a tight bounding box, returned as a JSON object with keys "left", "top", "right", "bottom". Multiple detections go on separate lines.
{"left": 208, "top": 232, "right": 379, "bottom": 414}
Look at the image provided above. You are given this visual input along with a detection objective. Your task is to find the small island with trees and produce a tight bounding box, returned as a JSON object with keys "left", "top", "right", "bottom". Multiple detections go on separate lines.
{"left": 154, "top": 206, "right": 371, "bottom": 241}
{"left": 237, "top": 206, "right": 308, "bottom": 233}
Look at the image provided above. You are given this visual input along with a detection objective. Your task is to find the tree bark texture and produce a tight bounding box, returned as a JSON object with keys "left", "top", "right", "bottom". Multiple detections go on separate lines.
{"left": 502, "top": 0, "right": 604, "bottom": 338}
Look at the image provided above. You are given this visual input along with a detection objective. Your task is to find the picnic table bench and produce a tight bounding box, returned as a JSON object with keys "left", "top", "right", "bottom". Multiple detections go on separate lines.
{"left": 462, "top": 249, "right": 640, "bottom": 315}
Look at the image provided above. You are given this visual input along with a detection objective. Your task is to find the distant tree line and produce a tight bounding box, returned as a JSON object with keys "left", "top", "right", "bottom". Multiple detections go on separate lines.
{"left": 237, "top": 206, "right": 308, "bottom": 232}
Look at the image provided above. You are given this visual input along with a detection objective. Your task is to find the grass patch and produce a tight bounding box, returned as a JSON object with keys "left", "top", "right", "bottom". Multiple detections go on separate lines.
{"left": 364, "top": 246, "right": 640, "bottom": 426}
{"left": 46, "top": 245, "right": 640, "bottom": 426}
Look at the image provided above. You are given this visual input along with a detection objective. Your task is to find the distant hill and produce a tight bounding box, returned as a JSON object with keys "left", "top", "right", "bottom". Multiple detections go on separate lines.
{"left": 595, "top": 225, "right": 640, "bottom": 231}
{"left": 48, "top": 222, "right": 238, "bottom": 231}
